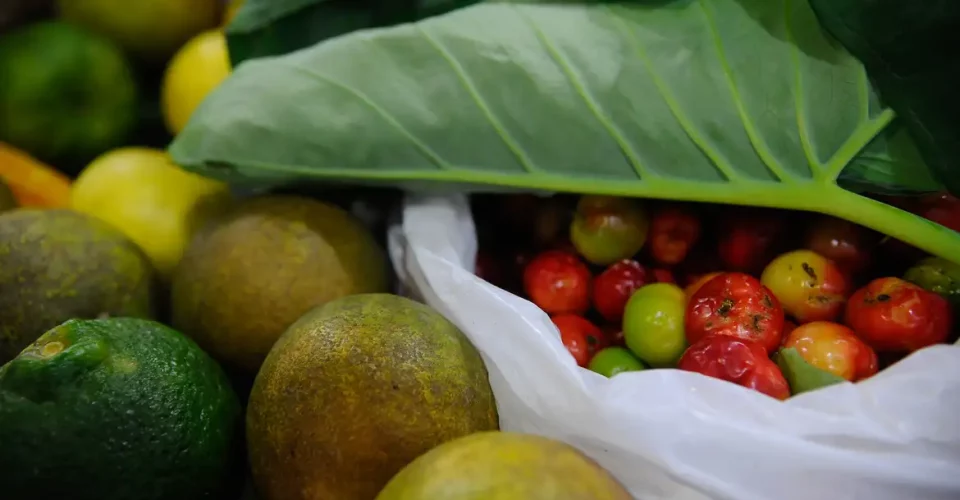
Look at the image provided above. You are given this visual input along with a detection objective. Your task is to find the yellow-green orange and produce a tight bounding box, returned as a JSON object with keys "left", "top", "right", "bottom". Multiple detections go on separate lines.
{"left": 0, "top": 318, "right": 241, "bottom": 500}
{"left": 171, "top": 196, "right": 388, "bottom": 372}
{"left": 247, "top": 294, "right": 499, "bottom": 500}
{"left": 0, "top": 209, "right": 156, "bottom": 363}
{"left": 376, "top": 431, "right": 632, "bottom": 500}
{"left": 71, "top": 147, "right": 233, "bottom": 279}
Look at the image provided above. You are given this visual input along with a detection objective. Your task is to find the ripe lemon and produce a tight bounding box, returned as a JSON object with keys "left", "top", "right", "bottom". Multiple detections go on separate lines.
{"left": 162, "top": 30, "right": 231, "bottom": 136}
{"left": 57, "top": 0, "right": 222, "bottom": 63}
{"left": 70, "top": 147, "right": 233, "bottom": 279}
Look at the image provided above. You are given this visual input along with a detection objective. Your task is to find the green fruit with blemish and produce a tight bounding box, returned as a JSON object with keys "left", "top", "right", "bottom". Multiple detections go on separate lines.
{"left": 0, "top": 209, "right": 157, "bottom": 363}
{"left": 0, "top": 317, "right": 242, "bottom": 500}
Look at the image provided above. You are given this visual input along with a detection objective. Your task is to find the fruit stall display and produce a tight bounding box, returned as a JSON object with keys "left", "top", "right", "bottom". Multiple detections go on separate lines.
{"left": 0, "top": 1, "right": 959, "bottom": 500}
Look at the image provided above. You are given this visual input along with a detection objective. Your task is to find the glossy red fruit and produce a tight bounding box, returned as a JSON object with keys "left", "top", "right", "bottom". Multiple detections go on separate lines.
{"left": 551, "top": 314, "right": 605, "bottom": 367}
{"left": 845, "top": 277, "right": 953, "bottom": 352}
{"left": 718, "top": 211, "right": 784, "bottom": 273}
{"left": 783, "top": 321, "right": 878, "bottom": 382}
{"left": 523, "top": 250, "right": 592, "bottom": 315}
{"left": 804, "top": 216, "right": 878, "bottom": 275}
{"left": 592, "top": 259, "right": 650, "bottom": 322}
{"left": 651, "top": 268, "right": 676, "bottom": 284}
{"left": 678, "top": 336, "right": 791, "bottom": 400}
{"left": 648, "top": 205, "right": 701, "bottom": 265}
{"left": 685, "top": 272, "right": 785, "bottom": 353}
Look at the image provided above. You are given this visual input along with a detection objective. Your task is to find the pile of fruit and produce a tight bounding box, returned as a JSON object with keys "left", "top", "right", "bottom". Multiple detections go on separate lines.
{"left": 472, "top": 193, "right": 959, "bottom": 399}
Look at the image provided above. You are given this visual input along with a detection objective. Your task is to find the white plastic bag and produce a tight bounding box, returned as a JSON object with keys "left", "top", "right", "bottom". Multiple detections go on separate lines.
{"left": 388, "top": 193, "right": 960, "bottom": 500}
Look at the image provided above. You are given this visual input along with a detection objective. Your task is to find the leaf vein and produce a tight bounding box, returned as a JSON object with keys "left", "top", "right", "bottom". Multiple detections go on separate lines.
{"left": 699, "top": 0, "right": 793, "bottom": 183}
{"left": 515, "top": 4, "right": 648, "bottom": 180}
{"left": 607, "top": 6, "right": 741, "bottom": 182}
{"left": 784, "top": 0, "right": 821, "bottom": 177}
{"left": 414, "top": 24, "right": 539, "bottom": 173}
{"left": 281, "top": 61, "right": 454, "bottom": 170}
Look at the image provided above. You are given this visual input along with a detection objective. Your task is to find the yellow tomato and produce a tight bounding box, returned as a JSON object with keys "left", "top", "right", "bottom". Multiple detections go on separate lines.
{"left": 760, "top": 250, "right": 849, "bottom": 323}
{"left": 161, "top": 30, "right": 231, "bottom": 136}
{"left": 70, "top": 147, "right": 233, "bottom": 279}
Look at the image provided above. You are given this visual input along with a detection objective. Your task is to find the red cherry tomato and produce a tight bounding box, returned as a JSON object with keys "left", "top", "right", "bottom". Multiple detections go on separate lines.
{"left": 651, "top": 268, "right": 676, "bottom": 284}
{"left": 551, "top": 314, "right": 605, "bottom": 366}
{"left": 717, "top": 211, "right": 784, "bottom": 273}
{"left": 804, "top": 216, "right": 878, "bottom": 275}
{"left": 783, "top": 322, "right": 878, "bottom": 381}
{"left": 523, "top": 250, "right": 592, "bottom": 315}
{"left": 592, "top": 260, "right": 650, "bottom": 322}
{"left": 678, "top": 336, "right": 790, "bottom": 400}
{"left": 648, "top": 205, "right": 701, "bottom": 265}
{"left": 685, "top": 272, "right": 785, "bottom": 353}
{"left": 844, "top": 277, "right": 953, "bottom": 352}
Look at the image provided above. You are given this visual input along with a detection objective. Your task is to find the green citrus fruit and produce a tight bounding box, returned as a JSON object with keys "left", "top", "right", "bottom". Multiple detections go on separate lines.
{"left": 0, "top": 21, "right": 137, "bottom": 166}
{"left": 0, "top": 317, "right": 242, "bottom": 500}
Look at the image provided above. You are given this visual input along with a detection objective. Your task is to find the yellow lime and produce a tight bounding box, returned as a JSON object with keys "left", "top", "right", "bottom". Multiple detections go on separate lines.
{"left": 70, "top": 147, "right": 232, "bottom": 279}
{"left": 161, "top": 30, "right": 231, "bottom": 136}
{"left": 57, "top": 0, "right": 222, "bottom": 62}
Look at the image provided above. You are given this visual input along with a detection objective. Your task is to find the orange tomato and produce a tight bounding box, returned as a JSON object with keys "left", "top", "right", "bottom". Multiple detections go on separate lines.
{"left": 0, "top": 142, "right": 72, "bottom": 208}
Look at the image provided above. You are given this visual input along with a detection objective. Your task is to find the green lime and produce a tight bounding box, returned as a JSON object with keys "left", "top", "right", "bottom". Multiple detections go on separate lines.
{"left": 622, "top": 283, "right": 688, "bottom": 367}
{"left": 588, "top": 347, "right": 646, "bottom": 377}
{"left": 0, "top": 21, "right": 138, "bottom": 167}
{"left": 0, "top": 317, "right": 242, "bottom": 500}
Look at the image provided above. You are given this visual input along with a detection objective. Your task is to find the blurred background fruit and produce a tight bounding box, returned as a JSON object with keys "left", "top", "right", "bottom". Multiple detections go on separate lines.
{"left": 162, "top": 29, "right": 231, "bottom": 135}
{"left": 56, "top": 0, "right": 222, "bottom": 64}
{"left": 0, "top": 209, "right": 157, "bottom": 363}
{"left": 70, "top": 147, "right": 233, "bottom": 279}
{"left": 0, "top": 143, "right": 72, "bottom": 207}
{"left": 0, "top": 21, "right": 138, "bottom": 171}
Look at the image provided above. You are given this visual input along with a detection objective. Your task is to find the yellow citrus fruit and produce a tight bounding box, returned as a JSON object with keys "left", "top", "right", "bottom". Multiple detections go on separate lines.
{"left": 56, "top": 0, "right": 222, "bottom": 63}
{"left": 224, "top": 0, "right": 245, "bottom": 25}
{"left": 70, "top": 147, "right": 233, "bottom": 279}
{"left": 161, "top": 30, "right": 231, "bottom": 136}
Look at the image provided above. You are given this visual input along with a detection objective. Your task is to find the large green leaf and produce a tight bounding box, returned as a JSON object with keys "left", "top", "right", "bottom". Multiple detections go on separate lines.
{"left": 808, "top": 0, "right": 960, "bottom": 197}
{"left": 226, "top": 0, "right": 482, "bottom": 65}
{"left": 171, "top": 0, "right": 960, "bottom": 260}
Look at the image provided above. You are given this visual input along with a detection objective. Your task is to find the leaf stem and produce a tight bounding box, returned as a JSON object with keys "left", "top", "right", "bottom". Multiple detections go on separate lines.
{"left": 823, "top": 109, "right": 896, "bottom": 180}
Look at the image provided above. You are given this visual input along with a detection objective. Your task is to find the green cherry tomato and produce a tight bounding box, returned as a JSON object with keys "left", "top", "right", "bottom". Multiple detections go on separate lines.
{"left": 587, "top": 347, "right": 646, "bottom": 377}
{"left": 622, "top": 283, "right": 687, "bottom": 367}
